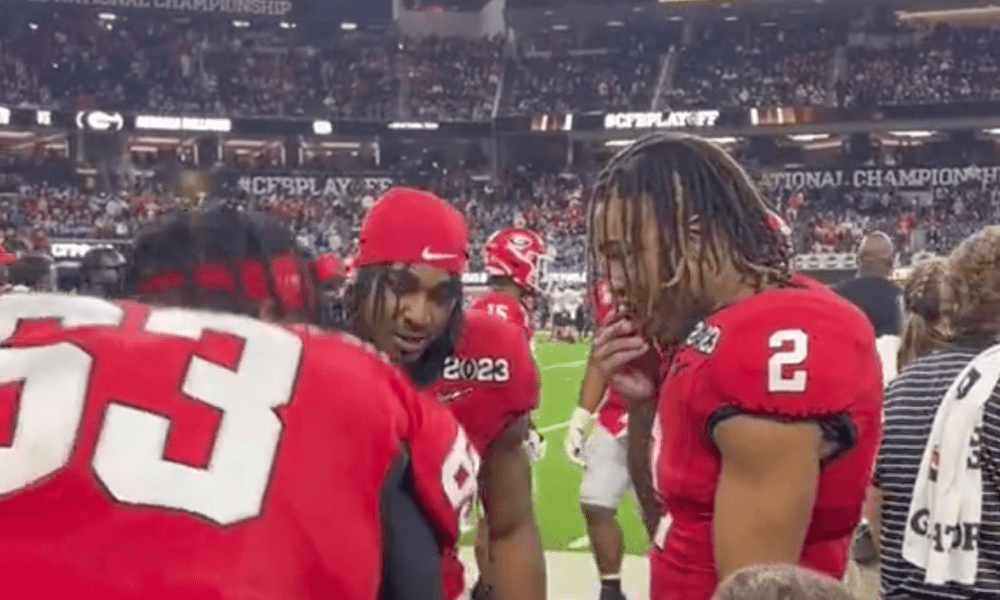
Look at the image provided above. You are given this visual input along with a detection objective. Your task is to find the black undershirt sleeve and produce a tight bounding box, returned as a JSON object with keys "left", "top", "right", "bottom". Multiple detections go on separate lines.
{"left": 379, "top": 449, "right": 444, "bottom": 600}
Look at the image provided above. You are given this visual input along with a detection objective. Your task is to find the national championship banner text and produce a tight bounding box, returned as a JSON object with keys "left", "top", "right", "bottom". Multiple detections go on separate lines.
{"left": 24, "top": 0, "right": 293, "bottom": 16}
{"left": 762, "top": 165, "right": 1000, "bottom": 190}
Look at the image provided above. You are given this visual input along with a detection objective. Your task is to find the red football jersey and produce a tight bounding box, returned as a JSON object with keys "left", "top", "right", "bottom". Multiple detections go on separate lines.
{"left": 649, "top": 277, "right": 883, "bottom": 600}
{"left": 596, "top": 388, "right": 628, "bottom": 437}
{"left": 0, "top": 293, "right": 475, "bottom": 600}
{"left": 429, "top": 309, "right": 541, "bottom": 456}
{"left": 591, "top": 279, "right": 627, "bottom": 435}
{"left": 470, "top": 290, "right": 533, "bottom": 339}
{"left": 427, "top": 309, "right": 540, "bottom": 600}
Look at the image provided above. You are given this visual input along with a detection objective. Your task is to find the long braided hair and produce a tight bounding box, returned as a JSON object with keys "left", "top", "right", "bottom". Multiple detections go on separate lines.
{"left": 588, "top": 133, "right": 792, "bottom": 338}
{"left": 125, "top": 208, "right": 321, "bottom": 323}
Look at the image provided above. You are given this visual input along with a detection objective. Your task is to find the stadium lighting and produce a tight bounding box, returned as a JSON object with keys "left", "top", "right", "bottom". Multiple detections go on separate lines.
{"left": 552, "top": 24, "right": 569, "bottom": 31}
{"left": 98, "top": 13, "right": 116, "bottom": 21}
{"left": 605, "top": 140, "right": 635, "bottom": 148}
{"left": 724, "top": 16, "right": 738, "bottom": 21}
{"left": 232, "top": 20, "right": 250, "bottom": 28}
{"left": 28, "top": 23, "right": 38, "bottom": 30}
{"left": 788, "top": 133, "right": 830, "bottom": 142}
{"left": 340, "top": 22, "right": 358, "bottom": 31}
{"left": 706, "top": 136, "right": 738, "bottom": 145}
{"left": 984, "top": 128, "right": 1000, "bottom": 136}
{"left": 888, "top": 130, "right": 935, "bottom": 138}
{"left": 280, "top": 22, "right": 296, "bottom": 29}
{"left": 606, "top": 21, "right": 625, "bottom": 27}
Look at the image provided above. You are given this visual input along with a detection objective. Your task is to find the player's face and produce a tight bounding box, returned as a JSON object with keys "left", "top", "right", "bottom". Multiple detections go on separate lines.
{"left": 366, "top": 264, "right": 459, "bottom": 365}
{"left": 592, "top": 191, "right": 662, "bottom": 329}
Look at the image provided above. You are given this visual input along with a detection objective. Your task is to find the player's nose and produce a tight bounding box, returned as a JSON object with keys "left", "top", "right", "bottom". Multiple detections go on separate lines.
{"left": 401, "top": 292, "right": 434, "bottom": 331}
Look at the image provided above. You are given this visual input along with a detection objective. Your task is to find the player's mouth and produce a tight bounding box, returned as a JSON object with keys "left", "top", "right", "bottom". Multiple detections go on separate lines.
{"left": 393, "top": 332, "right": 428, "bottom": 355}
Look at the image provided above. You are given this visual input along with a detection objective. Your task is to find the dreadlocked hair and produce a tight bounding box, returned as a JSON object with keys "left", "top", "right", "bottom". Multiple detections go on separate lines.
{"left": 125, "top": 208, "right": 320, "bottom": 323}
{"left": 898, "top": 258, "right": 950, "bottom": 370}
{"left": 340, "top": 265, "right": 464, "bottom": 388}
{"left": 588, "top": 132, "right": 792, "bottom": 320}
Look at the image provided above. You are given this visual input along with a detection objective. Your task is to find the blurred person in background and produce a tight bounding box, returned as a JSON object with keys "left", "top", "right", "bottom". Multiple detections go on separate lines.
{"left": 833, "top": 231, "right": 903, "bottom": 566}
{"left": 588, "top": 133, "right": 883, "bottom": 600}
{"left": 870, "top": 225, "right": 1000, "bottom": 600}
{"left": 468, "top": 226, "right": 552, "bottom": 599}
{"left": 833, "top": 231, "right": 903, "bottom": 386}
{"left": 8, "top": 252, "right": 56, "bottom": 292}
{"left": 897, "top": 258, "right": 951, "bottom": 371}
{"left": 79, "top": 247, "right": 127, "bottom": 299}
{"left": 713, "top": 564, "right": 859, "bottom": 600}
{"left": 565, "top": 277, "right": 633, "bottom": 600}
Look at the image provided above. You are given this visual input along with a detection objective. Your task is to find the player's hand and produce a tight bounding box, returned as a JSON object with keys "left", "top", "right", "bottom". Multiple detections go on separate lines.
{"left": 524, "top": 426, "right": 546, "bottom": 462}
{"left": 592, "top": 315, "right": 658, "bottom": 403}
{"left": 564, "top": 407, "right": 591, "bottom": 467}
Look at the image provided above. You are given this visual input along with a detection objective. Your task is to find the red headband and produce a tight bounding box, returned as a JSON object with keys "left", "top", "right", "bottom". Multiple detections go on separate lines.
{"left": 135, "top": 255, "right": 309, "bottom": 313}
{"left": 356, "top": 187, "right": 468, "bottom": 275}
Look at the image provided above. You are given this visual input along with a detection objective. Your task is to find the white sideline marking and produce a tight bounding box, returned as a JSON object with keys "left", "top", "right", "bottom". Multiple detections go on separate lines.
{"left": 538, "top": 420, "right": 570, "bottom": 433}
{"left": 567, "top": 535, "right": 591, "bottom": 549}
{"left": 458, "top": 547, "right": 650, "bottom": 600}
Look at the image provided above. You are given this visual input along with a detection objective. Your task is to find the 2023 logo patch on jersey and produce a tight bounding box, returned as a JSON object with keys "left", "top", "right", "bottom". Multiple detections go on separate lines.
{"left": 442, "top": 356, "right": 511, "bottom": 383}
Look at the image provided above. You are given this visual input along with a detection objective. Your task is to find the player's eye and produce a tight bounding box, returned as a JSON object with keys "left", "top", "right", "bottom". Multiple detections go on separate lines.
{"left": 430, "top": 279, "right": 462, "bottom": 309}
{"left": 384, "top": 269, "right": 419, "bottom": 297}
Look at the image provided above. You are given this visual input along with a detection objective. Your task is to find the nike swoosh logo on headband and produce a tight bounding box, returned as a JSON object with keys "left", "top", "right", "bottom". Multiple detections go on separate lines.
{"left": 422, "top": 247, "right": 459, "bottom": 261}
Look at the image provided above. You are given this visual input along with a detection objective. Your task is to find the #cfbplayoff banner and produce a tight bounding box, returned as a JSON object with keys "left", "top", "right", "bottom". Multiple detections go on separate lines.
{"left": 235, "top": 175, "right": 394, "bottom": 198}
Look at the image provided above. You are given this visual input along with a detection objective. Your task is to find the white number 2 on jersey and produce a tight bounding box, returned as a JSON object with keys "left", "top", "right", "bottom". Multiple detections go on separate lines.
{"left": 767, "top": 329, "right": 808, "bottom": 393}
{"left": 0, "top": 294, "right": 302, "bottom": 525}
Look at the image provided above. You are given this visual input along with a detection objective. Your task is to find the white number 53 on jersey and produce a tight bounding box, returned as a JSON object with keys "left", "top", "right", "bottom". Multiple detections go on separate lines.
{"left": 767, "top": 329, "right": 808, "bottom": 393}
{"left": 0, "top": 294, "right": 302, "bottom": 526}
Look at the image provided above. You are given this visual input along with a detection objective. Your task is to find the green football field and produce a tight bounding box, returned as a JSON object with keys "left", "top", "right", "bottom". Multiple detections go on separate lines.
{"left": 459, "top": 338, "right": 647, "bottom": 556}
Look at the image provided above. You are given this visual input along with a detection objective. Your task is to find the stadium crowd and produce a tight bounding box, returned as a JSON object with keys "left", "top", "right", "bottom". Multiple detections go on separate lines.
{"left": 3, "top": 158, "right": 997, "bottom": 273}
{"left": 6, "top": 10, "right": 1000, "bottom": 120}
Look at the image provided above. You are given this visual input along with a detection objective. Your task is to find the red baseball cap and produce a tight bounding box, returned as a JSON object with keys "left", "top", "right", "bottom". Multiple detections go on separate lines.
{"left": 356, "top": 187, "right": 468, "bottom": 274}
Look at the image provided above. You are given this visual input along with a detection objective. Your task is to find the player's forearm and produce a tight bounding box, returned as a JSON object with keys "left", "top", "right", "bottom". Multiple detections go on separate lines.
{"left": 865, "top": 486, "right": 883, "bottom": 555}
{"left": 626, "top": 397, "right": 659, "bottom": 539}
{"left": 577, "top": 360, "right": 606, "bottom": 413}
{"left": 491, "top": 523, "right": 546, "bottom": 600}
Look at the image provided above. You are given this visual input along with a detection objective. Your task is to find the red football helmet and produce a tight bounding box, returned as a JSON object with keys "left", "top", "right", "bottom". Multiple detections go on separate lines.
{"left": 312, "top": 252, "right": 344, "bottom": 283}
{"left": 483, "top": 228, "right": 553, "bottom": 295}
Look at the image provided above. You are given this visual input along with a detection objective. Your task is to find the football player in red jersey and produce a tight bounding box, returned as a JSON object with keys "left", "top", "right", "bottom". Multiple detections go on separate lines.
{"left": 469, "top": 227, "right": 551, "bottom": 595}
{"left": 563, "top": 278, "right": 632, "bottom": 600}
{"left": 474, "top": 227, "right": 551, "bottom": 339}
{"left": 0, "top": 208, "right": 477, "bottom": 600}
{"left": 588, "top": 133, "right": 883, "bottom": 600}
{"left": 343, "top": 187, "right": 546, "bottom": 600}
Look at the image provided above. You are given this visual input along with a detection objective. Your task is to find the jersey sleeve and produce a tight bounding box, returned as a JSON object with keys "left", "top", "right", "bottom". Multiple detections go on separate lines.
{"left": 394, "top": 381, "right": 478, "bottom": 548}
{"left": 706, "top": 296, "right": 881, "bottom": 422}
{"left": 463, "top": 321, "right": 541, "bottom": 454}
{"left": 394, "top": 377, "right": 479, "bottom": 600}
